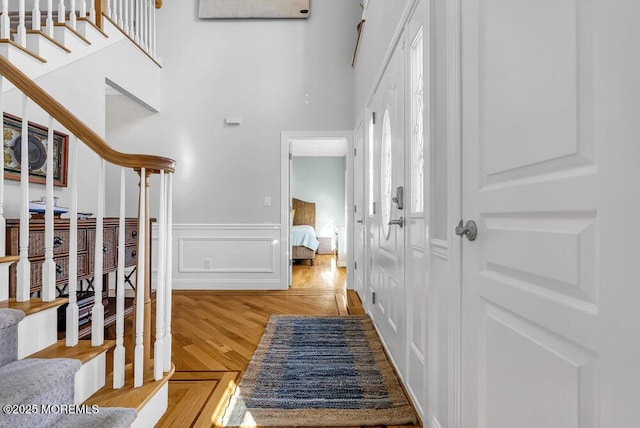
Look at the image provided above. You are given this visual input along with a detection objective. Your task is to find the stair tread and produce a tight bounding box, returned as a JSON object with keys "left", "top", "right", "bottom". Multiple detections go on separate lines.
{"left": 0, "top": 255, "right": 20, "bottom": 264}
{"left": 0, "top": 297, "right": 68, "bottom": 316}
{"left": 85, "top": 362, "right": 175, "bottom": 411}
{"left": 29, "top": 339, "right": 115, "bottom": 364}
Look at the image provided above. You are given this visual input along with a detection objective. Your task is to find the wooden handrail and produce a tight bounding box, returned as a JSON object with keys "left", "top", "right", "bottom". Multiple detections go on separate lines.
{"left": 0, "top": 55, "right": 175, "bottom": 173}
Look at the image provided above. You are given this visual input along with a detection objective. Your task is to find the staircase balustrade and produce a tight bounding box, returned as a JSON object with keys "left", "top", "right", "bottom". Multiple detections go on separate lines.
{"left": 0, "top": 55, "right": 175, "bottom": 391}
{"left": 0, "top": 0, "right": 160, "bottom": 61}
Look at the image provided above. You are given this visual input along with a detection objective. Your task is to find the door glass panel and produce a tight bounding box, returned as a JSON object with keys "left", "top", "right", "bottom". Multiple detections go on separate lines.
{"left": 381, "top": 109, "right": 392, "bottom": 238}
{"left": 368, "top": 116, "right": 375, "bottom": 216}
{"left": 411, "top": 27, "right": 424, "bottom": 214}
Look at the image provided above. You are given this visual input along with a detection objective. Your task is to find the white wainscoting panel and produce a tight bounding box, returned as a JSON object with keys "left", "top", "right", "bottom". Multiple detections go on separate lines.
{"left": 169, "top": 224, "right": 284, "bottom": 290}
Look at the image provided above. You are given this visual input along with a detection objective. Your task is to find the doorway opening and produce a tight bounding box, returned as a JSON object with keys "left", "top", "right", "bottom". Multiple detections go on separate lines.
{"left": 280, "top": 131, "right": 353, "bottom": 290}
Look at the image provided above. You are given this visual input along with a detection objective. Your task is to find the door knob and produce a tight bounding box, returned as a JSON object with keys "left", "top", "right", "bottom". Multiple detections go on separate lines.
{"left": 388, "top": 217, "right": 404, "bottom": 228}
{"left": 455, "top": 220, "right": 478, "bottom": 241}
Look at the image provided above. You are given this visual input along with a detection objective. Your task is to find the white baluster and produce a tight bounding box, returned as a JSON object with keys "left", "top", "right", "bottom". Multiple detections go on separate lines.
{"left": 117, "top": 0, "right": 123, "bottom": 27}
{"left": 113, "top": 167, "right": 126, "bottom": 388}
{"left": 143, "top": 0, "right": 149, "bottom": 51}
{"left": 32, "top": 0, "right": 41, "bottom": 31}
{"left": 123, "top": 0, "right": 130, "bottom": 35}
{"left": 0, "top": 0, "right": 9, "bottom": 39}
{"left": 80, "top": 0, "right": 86, "bottom": 19}
{"left": 41, "top": 116, "right": 56, "bottom": 302}
{"left": 66, "top": 136, "right": 79, "bottom": 346}
{"left": 153, "top": 170, "right": 165, "bottom": 381}
{"left": 163, "top": 172, "right": 172, "bottom": 372}
{"left": 147, "top": 0, "right": 155, "bottom": 54}
{"left": 57, "top": 0, "right": 65, "bottom": 24}
{"left": 16, "top": 95, "right": 30, "bottom": 302}
{"left": 140, "top": 0, "right": 145, "bottom": 49}
{"left": 45, "top": 0, "right": 53, "bottom": 37}
{"left": 106, "top": 0, "right": 111, "bottom": 19}
{"left": 150, "top": 0, "right": 156, "bottom": 58}
{"left": 134, "top": 167, "right": 146, "bottom": 387}
{"left": 134, "top": 0, "right": 139, "bottom": 44}
{"left": 69, "top": 0, "right": 77, "bottom": 30}
{"left": 112, "top": 0, "right": 118, "bottom": 24}
{"left": 16, "top": 0, "right": 27, "bottom": 46}
{"left": 91, "top": 158, "right": 105, "bottom": 346}
{"left": 89, "top": 0, "right": 96, "bottom": 25}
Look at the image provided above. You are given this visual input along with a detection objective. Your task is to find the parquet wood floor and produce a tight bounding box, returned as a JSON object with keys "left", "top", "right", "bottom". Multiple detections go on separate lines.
{"left": 159, "top": 254, "right": 418, "bottom": 428}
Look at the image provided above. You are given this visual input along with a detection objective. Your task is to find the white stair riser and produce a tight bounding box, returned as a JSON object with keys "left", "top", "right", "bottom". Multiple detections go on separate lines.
{"left": 25, "top": 32, "right": 68, "bottom": 59}
{"left": 17, "top": 306, "right": 58, "bottom": 358}
{"left": 75, "top": 20, "right": 106, "bottom": 41}
{"left": 0, "top": 265, "right": 9, "bottom": 301}
{"left": 49, "top": 25, "right": 90, "bottom": 53}
{"left": 74, "top": 351, "right": 107, "bottom": 404}
{"left": 0, "top": 43, "right": 43, "bottom": 78}
{"left": 131, "top": 383, "right": 168, "bottom": 428}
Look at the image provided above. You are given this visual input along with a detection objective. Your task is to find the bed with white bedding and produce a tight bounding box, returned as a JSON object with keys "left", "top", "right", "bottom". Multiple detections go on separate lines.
{"left": 291, "top": 198, "right": 318, "bottom": 265}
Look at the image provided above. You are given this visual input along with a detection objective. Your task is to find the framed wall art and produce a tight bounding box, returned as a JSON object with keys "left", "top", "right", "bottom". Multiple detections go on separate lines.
{"left": 198, "top": 0, "right": 309, "bottom": 19}
{"left": 3, "top": 113, "right": 69, "bottom": 187}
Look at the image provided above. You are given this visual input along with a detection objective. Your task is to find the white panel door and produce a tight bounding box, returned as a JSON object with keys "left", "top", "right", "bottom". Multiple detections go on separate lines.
{"left": 354, "top": 121, "right": 365, "bottom": 295}
{"left": 404, "top": 0, "right": 428, "bottom": 412}
{"left": 369, "top": 37, "right": 406, "bottom": 373}
{"left": 460, "top": 0, "right": 640, "bottom": 426}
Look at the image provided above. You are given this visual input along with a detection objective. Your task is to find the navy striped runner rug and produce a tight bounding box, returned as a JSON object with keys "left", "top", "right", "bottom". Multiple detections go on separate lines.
{"left": 222, "top": 315, "right": 418, "bottom": 427}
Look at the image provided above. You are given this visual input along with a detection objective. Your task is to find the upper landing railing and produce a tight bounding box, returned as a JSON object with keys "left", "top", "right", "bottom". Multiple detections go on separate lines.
{"left": 2, "top": 0, "right": 160, "bottom": 62}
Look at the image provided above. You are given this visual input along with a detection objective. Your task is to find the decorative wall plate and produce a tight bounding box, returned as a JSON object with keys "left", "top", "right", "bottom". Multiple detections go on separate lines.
{"left": 14, "top": 134, "right": 47, "bottom": 170}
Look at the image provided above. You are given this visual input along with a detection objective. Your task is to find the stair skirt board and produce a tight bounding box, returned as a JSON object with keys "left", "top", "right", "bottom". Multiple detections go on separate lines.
{"left": 131, "top": 383, "right": 169, "bottom": 428}
{"left": 75, "top": 351, "right": 107, "bottom": 404}
{"left": 17, "top": 306, "right": 58, "bottom": 358}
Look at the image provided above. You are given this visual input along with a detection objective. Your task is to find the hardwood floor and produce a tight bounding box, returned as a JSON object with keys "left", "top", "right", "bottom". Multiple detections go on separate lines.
{"left": 291, "top": 254, "right": 346, "bottom": 289}
{"left": 158, "top": 255, "right": 415, "bottom": 427}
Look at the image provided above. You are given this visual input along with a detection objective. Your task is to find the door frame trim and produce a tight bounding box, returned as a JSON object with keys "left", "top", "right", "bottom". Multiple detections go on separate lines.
{"left": 280, "top": 130, "right": 355, "bottom": 289}
{"left": 446, "top": 0, "right": 463, "bottom": 426}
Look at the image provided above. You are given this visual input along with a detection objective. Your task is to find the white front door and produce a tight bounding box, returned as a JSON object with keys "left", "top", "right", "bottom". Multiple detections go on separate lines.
{"left": 460, "top": 0, "right": 640, "bottom": 426}
{"left": 404, "top": 0, "right": 428, "bottom": 409}
{"left": 368, "top": 37, "right": 406, "bottom": 372}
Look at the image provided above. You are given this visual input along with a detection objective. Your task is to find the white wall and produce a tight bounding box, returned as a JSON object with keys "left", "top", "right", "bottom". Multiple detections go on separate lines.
{"left": 105, "top": 0, "right": 360, "bottom": 224}
{"left": 354, "top": 0, "right": 411, "bottom": 116}
{"left": 105, "top": 0, "right": 360, "bottom": 290}
{"left": 291, "top": 156, "right": 345, "bottom": 238}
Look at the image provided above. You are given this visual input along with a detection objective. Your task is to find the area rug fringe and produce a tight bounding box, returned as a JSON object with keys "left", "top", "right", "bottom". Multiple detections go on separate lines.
{"left": 221, "top": 315, "right": 418, "bottom": 427}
